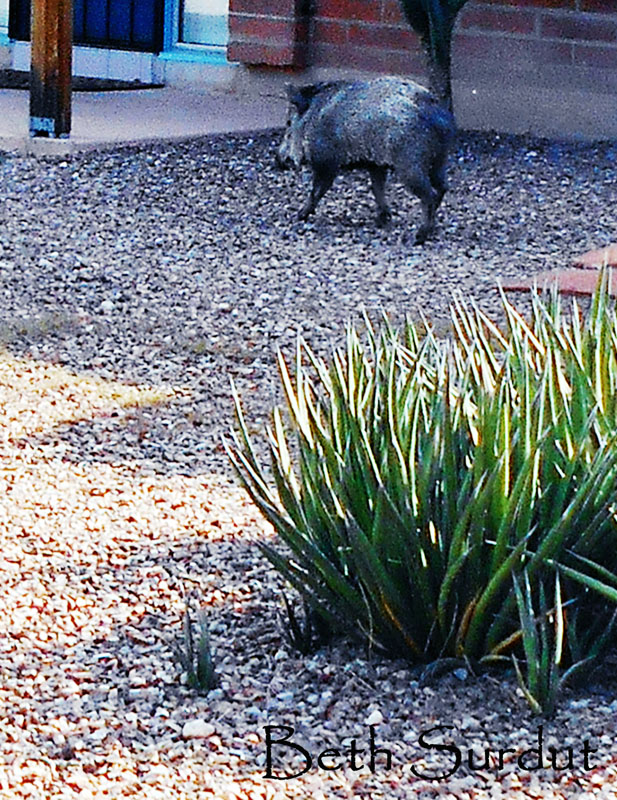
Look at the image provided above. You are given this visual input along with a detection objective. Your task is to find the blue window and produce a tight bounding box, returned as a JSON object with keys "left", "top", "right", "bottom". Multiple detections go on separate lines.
{"left": 179, "top": 0, "right": 228, "bottom": 47}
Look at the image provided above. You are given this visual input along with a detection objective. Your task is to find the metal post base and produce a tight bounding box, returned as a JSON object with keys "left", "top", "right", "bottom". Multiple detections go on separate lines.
{"left": 30, "top": 117, "right": 70, "bottom": 138}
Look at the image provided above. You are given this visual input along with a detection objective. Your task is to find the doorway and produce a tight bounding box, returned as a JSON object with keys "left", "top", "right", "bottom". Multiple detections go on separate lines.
{"left": 0, "top": 0, "right": 8, "bottom": 31}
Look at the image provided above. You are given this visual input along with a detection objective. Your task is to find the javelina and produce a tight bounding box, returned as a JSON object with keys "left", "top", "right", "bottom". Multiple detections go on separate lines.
{"left": 276, "top": 77, "right": 455, "bottom": 244}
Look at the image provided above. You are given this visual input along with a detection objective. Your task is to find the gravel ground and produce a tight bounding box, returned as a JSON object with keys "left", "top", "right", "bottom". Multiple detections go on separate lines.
{"left": 1, "top": 128, "right": 617, "bottom": 799}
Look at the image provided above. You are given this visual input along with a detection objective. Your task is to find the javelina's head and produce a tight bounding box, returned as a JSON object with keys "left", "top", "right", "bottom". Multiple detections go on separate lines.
{"left": 276, "top": 83, "right": 334, "bottom": 170}
{"left": 276, "top": 81, "right": 348, "bottom": 170}
{"left": 276, "top": 85, "right": 312, "bottom": 170}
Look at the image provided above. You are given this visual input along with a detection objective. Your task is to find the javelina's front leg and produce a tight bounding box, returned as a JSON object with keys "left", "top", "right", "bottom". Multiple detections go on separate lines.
{"left": 369, "top": 166, "right": 391, "bottom": 227}
{"left": 429, "top": 157, "right": 448, "bottom": 211}
{"left": 298, "top": 168, "right": 336, "bottom": 220}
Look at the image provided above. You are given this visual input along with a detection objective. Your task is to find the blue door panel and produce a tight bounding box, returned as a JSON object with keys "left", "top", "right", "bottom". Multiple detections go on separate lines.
{"left": 84, "top": 2, "right": 108, "bottom": 42}
{"left": 9, "top": 0, "right": 164, "bottom": 53}
{"left": 133, "top": 0, "right": 157, "bottom": 47}
{"left": 73, "top": 0, "right": 85, "bottom": 40}
{"left": 108, "top": 4, "right": 130, "bottom": 43}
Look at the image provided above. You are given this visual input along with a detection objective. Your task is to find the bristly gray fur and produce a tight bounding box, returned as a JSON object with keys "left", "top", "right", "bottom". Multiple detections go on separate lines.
{"left": 277, "top": 77, "right": 456, "bottom": 245}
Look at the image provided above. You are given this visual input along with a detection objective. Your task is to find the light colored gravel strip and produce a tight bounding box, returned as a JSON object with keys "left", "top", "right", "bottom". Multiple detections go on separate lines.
{"left": 0, "top": 130, "right": 616, "bottom": 798}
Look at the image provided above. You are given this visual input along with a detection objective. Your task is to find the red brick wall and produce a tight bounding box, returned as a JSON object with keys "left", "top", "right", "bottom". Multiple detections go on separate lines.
{"left": 227, "top": 0, "right": 309, "bottom": 68}
{"left": 309, "top": 0, "right": 425, "bottom": 75}
{"left": 456, "top": 0, "right": 617, "bottom": 91}
{"left": 227, "top": 0, "right": 617, "bottom": 92}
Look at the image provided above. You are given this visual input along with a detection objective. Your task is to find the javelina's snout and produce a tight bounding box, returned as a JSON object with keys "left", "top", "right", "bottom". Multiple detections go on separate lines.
{"left": 275, "top": 148, "right": 292, "bottom": 170}
{"left": 276, "top": 132, "right": 300, "bottom": 171}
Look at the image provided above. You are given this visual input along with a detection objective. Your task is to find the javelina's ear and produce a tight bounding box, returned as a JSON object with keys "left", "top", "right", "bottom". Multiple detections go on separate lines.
{"left": 286, "top": 83, "right": 318, "bottom": 116}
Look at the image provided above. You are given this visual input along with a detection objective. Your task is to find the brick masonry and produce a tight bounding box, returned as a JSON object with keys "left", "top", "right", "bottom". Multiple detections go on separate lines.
{"left": 456, "top": 0, "right": 617, "bottom": 91}
{"left": 227, "top": 0, "right": 617, "bottom": 103}
{"left": 502, "top": 243, "right": 617, "bottom": 298}
{"left": 227, "top": 0, "right": 310, "bottom": 68}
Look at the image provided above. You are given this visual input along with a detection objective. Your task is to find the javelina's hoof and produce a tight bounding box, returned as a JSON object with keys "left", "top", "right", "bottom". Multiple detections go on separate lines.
{"left": 413, "top": 225, "right": 432, "bottom": 246}
{"left": 376, "top": 210, "right": 391, "bottom": 228}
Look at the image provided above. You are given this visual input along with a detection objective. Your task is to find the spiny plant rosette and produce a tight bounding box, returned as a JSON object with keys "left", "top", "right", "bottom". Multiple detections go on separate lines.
{"left": 227, "top": 273, "right": 617, "bottom": 711}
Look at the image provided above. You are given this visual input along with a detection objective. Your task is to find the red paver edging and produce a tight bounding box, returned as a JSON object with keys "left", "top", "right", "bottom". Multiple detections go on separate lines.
{"left": 502, "top": 268, "right": 617, "bottom": 296}
{"left": 572, "top": 243, "right": 617, "bottom": 268}
{"left": 502, "top": 244, "right": 617, "bottom": 296}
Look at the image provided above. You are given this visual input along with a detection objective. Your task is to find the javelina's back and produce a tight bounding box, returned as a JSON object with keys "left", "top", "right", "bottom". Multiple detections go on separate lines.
{"left": 303, "top": 78, "right": 453, "bottom": 171}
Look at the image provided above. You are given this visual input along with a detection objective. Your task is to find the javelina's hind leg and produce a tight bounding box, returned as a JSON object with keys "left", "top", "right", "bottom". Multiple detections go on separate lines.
{"left": 369, "top": 166, "right": 391, "bottom": 227}
{"left": 429, "top": 158, "right": 448, "bottom": 210}
{"left": 403, "top": 174, "right": 439, "bottom": 245}
{"left": 298, "top": 168, "right": 336, "bottom": 221}
{"left": 414, "top": 197, "right": 438, "bottom": 245}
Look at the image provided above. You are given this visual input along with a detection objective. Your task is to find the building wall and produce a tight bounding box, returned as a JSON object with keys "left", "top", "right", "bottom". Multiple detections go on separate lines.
{"left": 228, "top": 0, "right": 617, "bottom": 84}
{"left": 456, "top": 0, "right": 617, "bottom": 95}
{"left": 227, "top": 0, "right": 310, "bottom": 68}
{"left": 227, "top": 0, "right": 617, "bottom": 138}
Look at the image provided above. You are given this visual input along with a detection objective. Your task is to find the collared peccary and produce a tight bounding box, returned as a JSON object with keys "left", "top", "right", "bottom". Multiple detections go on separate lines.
{"left": 276, "top": 77, "right": 455, "bottom": 244}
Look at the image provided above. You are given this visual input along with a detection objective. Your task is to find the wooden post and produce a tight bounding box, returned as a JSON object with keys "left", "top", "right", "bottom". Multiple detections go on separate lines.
{"left": 30, "top": 0, "right": 72, "bottom": 138}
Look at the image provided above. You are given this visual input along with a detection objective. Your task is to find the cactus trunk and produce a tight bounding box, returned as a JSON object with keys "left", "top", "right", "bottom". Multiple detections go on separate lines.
{"left": 398, "top": 0, "right": 469, "bottom": 110}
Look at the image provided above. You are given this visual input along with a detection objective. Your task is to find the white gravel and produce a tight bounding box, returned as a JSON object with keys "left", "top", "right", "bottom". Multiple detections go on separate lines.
{"left": 0, "top": 129, "right": 617, "bottom": 798}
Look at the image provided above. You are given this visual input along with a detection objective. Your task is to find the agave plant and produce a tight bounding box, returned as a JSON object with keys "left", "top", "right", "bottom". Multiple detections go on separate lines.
{"left": 512, "top": 570, "right": 569, "bottom": 717}
{"left": 281, "top": 593, "right": 332, "bottom": 655}
{"left": 227, "top": 274, "right": 617, "bottom": 700}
